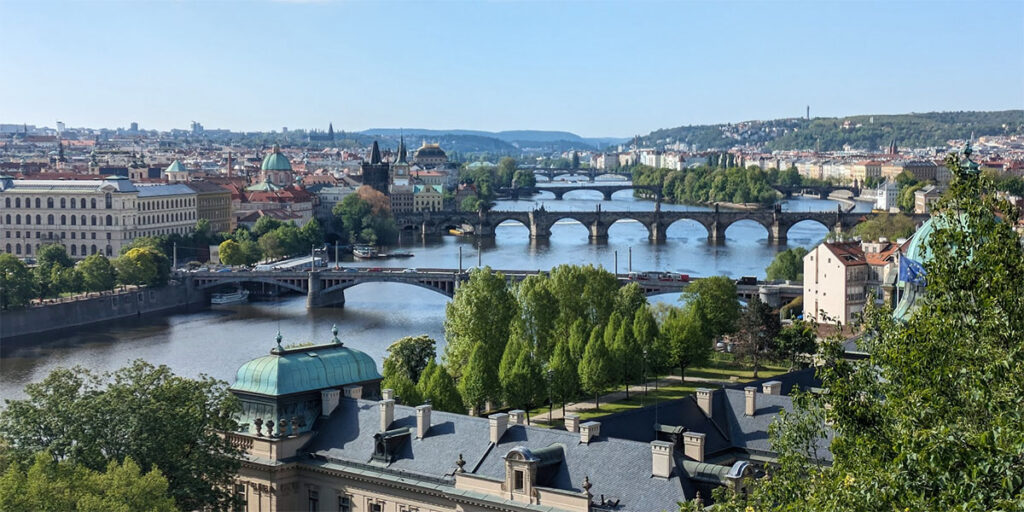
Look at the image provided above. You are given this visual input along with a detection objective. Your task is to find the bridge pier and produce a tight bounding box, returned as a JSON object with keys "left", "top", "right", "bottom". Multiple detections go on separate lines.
{"left": 648, "top": 222, "right": 666, "bottom": 243}
{"left": 771, "top": 220, "right": 787, "bottom": 245}
{"left": 553, "top": 190, "right": 565, "bottom": 200}
{"left": 602, "top": 190, "right": 614, "bottom": 200}
{"left": 589, "top": 221, "right": 609, "bottom": 242}
{"left": 709, "top": 221, "right": 727, "bottom": 244}
{"left": 529, "top": 212, "right": 551, "bottom": 239}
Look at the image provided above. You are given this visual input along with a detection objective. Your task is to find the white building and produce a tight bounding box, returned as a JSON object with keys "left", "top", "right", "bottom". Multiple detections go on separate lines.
{"left": 803, "top": 241, "right": 870, "bottom": 325}
{"left": 876, "top": 179, "right": 900, "bottom": 211}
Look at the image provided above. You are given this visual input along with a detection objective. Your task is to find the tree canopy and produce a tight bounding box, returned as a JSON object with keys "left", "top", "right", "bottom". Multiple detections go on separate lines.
{"left": 766, "top": 247, "right": 808, "bottom": 281}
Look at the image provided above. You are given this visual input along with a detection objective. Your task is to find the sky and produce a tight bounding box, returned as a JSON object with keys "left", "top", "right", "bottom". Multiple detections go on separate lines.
{"left": 0, "top": 0, "right": 1021, "bottom": 137}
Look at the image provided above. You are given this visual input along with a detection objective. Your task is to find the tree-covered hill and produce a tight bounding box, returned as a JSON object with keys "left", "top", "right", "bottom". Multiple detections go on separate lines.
{"left": 643, "top": 110, "right": 1024, "bottom": 151}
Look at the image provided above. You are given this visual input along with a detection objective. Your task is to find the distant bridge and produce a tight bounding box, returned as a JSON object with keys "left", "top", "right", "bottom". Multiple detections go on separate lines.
{"left": 501, "top": 183, "right": 662, "bottom": 201}
{"left": 184, "top": 268, "right": 799, "bottom": 309}
{"left": 395, "top": 206, "right": 926, "bottom": 244}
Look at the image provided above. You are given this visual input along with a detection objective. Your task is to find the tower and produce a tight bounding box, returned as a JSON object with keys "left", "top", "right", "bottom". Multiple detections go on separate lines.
{"left": 328, "top": 123, "right": 335, "bottom": 142}
{"left": 391, "top": 134, "right": 410, "bottom": 181}
{"left": 361, "top": 141, "right": 390, "bottom": 195}
{"left": 806, "top": 105, "right": 810, "bottom": 120}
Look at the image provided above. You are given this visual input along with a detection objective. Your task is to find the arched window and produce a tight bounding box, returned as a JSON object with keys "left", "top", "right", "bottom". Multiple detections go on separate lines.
{"left": 105, "top": 193, "right": 112, "bottom": 209}
{"left": 71, "top": 216, "right": 76, "bottom": 226}
{"left": 4, "top": 243, "right": 9, "bottom": 253}
{"left": 15, "top": 198, "right": 21, "bottom": 208}
{"left": 80, "top": 215, "right": 86, "bottom": 225}
{"left": 60, "top": 215, "right": 66, "bottom": 225}
{"left": 91, "top": 244, "right": 97, "bottom": 255}
{"left": 15, "top": 215, "right": 20, "bottom": 225}
{"left": 70, "top": 245, "right": 77, "bottom": 256}
{"left": 47, "top": 198, "right": 53, "bottom": 208}
{"left": 25, "top": 215, "right": 31, "bottom": 225}
{"left": 4, "top": 214, "right": 9, "bottom": 224}
{"left": 60, "top": 198, "right": 66, "bottom": 208}
{"left": 35, "top": 198, "right": 40, "bottom": 208}
{"left": 91, "top": 198, "right": 97, "bottom": 209}
{"left": 91, "top": 215, "right": 97, "bottom": 226}
{"left": 35, "top": 215, "right": 40, "bottom": 224}
{"left": 70, "top": 198, "right": 76, "bottom": 208}
{"left": 106, "top": 245, "right": 113, "bottom": 256}
{"left": 15, "top": 244, "right": 21, "bottom": 255}
{"left": 80, "top": 245, "right": 86, "bottom": 256}
{"left": 4, "top": 198, "right": 8, "bottom": 208}
{"left": 47, "top": 214, "right": 54, "bottom": 225}
{"left": 25, "top": 244, "right": 31, "bottom": 255}
{"left": 106, "top": 215, "right": 112, "bottom": 226}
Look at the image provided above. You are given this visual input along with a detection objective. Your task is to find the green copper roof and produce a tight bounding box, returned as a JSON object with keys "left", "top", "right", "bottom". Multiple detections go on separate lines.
{"left": 230, "top": 338, "right": 381, "bottom": 396}
{"left": 245, "top": 180, "right": 283, "bottom": 192}
{"left": 893, "top": 213, "right": 964, "bottom": 322}
{"left": 165, "top": 160, "right": 188, "bottom": 173}
{"left": 261, "top": 145, "right": 292, "bottom": 171}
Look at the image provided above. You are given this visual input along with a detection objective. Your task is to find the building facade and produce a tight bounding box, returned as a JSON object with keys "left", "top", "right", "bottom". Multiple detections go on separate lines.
{"left": 413, "top": 184, "right": 443, "bottom": 212}
{"left": 187, "top": 181, "right": 234, "bottom": 233}
{"left": 803, "top": 241, "right": 872, "bottom": 325}
{"left": 412, "top": 142, "right": 448, "bottom": 167}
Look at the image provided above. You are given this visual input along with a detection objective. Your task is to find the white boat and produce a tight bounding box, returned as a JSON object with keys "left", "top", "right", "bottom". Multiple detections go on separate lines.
{"left": 353, "top": 245, "right": 379, "bottom": 259}
{"left": 211, "top": 288, "right": 250, "bottom": 305}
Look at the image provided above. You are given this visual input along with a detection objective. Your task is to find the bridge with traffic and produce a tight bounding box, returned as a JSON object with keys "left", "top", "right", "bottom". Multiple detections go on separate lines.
{"left": 395, "top": 206, "right": 924, "bottom": 244}
{"left": 183, "top": 268, "right": 801, "bottom": 309}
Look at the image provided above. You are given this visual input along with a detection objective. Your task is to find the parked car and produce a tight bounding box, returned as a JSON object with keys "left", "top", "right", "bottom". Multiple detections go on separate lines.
{"left": 736, "top": 276, "right": 758, "bottom": 286}
{"left": 402, "top": 268, "right": 418, "bottom": 273}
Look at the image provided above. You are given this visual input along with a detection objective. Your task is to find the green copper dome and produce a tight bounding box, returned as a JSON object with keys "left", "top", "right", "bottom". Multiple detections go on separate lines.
{"left": 230, "top": 334, "right": 381, "bottom": 396}
{"left": 261, "top": 144, "right": 292, "bottom": 171}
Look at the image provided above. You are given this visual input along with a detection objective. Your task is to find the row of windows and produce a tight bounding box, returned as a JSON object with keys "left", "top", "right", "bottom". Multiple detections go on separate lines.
{"left": 5, "top": 231, "right": 110, "bottom": 241}
{"left": 4, "top": 213, "right": 114, "bottom": 226}
{"left": 139, "top": 211, "right": 195, "bottom": 225}
{"left": 139, "top": 197, "right": 195, "bottom": 211}
{"left": 5, "top": 243, "right": 113, "bottom": 257}
{"left": 4, "top": 194, "right": 113, "bottom": 209}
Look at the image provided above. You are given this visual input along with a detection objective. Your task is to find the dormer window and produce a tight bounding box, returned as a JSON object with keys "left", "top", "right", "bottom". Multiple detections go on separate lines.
{"left": 513, "top": 470, "right": 525, "bottom": 491}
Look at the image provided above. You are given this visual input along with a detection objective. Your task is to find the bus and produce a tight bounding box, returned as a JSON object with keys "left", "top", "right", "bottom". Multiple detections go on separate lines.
{"left": 255, "top": 256, "right": 325, "bottom": 272}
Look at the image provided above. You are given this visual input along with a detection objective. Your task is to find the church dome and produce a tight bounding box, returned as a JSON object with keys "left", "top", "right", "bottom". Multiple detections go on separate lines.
{"left": 230, "top": 331, "right": 381, "bottom": 396}
{"left": 261, "top": 144, "right": 292, "bottom": 172}
{"left": 415, "top": 143, "right": 447, "bottom": 159}
{"left": 165, "top": 160, "right": 188, "bottom": 174}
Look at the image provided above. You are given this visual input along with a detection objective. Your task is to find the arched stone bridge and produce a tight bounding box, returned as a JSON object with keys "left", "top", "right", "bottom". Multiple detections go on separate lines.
{"left": 502, "top": 183, "right": 661, "bottom": 201}
{"left": 396, "top": 207, "right": 928, "bottom": 244}
{"left": 185, "top": 269, "right": 800, "bottom": 309}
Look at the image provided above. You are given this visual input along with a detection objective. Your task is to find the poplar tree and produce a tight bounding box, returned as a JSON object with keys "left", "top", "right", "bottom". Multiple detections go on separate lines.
{"left": 579, "top": 325, "right": 613, "bottom": 409}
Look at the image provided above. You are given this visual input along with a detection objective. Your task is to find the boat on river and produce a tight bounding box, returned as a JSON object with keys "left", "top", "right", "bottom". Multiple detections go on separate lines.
{"left": 211, "top": 288, "right": 250, "bottom": 305}
{"left": 353, "top": 245, "right": 380, "bottom": 259}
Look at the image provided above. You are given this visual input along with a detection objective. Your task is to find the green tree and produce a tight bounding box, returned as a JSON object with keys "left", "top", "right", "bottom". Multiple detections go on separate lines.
{"left": 515, "top": 275, "right": 559, "bottom": 361}
{"left": 114, "top": 247, "right": 169, "bottom": 287}
{"left": 421, "top": 363, "right": 464, "bottom": 414}
{"left": 300, "top": 218, "right": 325, "bottom": 248}
{"left": 578, "top": 325, "right": 614, "bottom": 409}
{"left": 78, "top": 254, "right": 117, "bottom": 292}
{"left": 852, "top": 212, "right": 918, "bottom": 241}
{"left": 547, "top": 338, "right": 580, "bottom": 417}
{"left": 252, "top": 216, "right": 283, "bottom": 237}
{"left": 634, "top": 306, "right": 671, "bottom": 391}
{"left": 512, "top": 169, "right": 536, "bottom": 188}
{"left": 774, "top": 320, "right": 818, "bottom": 370}
{"left": 50, "top": 265, "right": 84, "bottom": 295}
{"left": 257, "top": 231, "right": 287, "bottom": 260}
{"left": 34, "top": 244, "right": 74, "bottom": 298}
{"left": 383, "top": 371, "right": 422, "bottom": 406}
{"left": 706, "top": 152, "right": 1024, "bottom": 512}
{"left": 662, "top": 305, "right": 713, "bottom": 379}
{"left": 498, "top": 324, "right": 544, "bottom": 423}
{"left": 0, "top": 361, "right": 242, "bottom": 510}
{"left": 567, "top": 317, "right": 589, "bottom": 363}
{"left": 0, "top": 254, "right": 37, "bottom": 309}
{"left": 548, "top": 264, "right": 619, "bottom": 336}
{"left": 0, "top": 452, "right": 177, "bottom": 512}
{"left": 766, "top": 247, "right": 809, "bottom": 281}
{"left": 382, "top": 335, "right": 437, "bottom": 385}
{"left": 682, "top": 275, "right": 740, "bottom": 339}
{"left": 458, "top": 343, "right": 493, "bottom": 414}
{"left": 218, "top": 239, "right": 245, "bottom": 266}
{"left": 611, "top": 315, "right": 641, "bottom": 398}
{"left": 734, "top": 295, "right": 781, "bottom": 378}
{"left": 443, "top": 267, "right": 516, "bottom": 379}
{"left": 614, "top": 282, "right": 647, "bottom": 320}
{"left": 496, "top": 157, "right": 518, "bottom": 187}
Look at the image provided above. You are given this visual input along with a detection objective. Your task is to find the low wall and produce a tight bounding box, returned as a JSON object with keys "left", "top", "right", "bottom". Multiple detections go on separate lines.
{"left": 0, "top": 282, "right": 207, "bottom": 341}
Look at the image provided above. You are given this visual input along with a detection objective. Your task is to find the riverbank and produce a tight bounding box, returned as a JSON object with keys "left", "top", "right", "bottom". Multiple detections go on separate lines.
{"left": 0, "top": 281, "right": 207, "bottom": 343}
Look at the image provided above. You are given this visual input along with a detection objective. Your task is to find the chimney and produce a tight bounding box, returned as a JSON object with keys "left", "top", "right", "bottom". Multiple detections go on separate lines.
{"left": 381, "top": 388, "right": 395, "bottom": 401}
{"left": 580, "top": 421, "right": 601, "bottom": 444}
{"left": 416, "top": 404, "right": 431, "bottom": 439}
{"left": 508, "top": 409, "right": 525, "bottom": 426}
{"left": 380, "top": 399, "right": 394, "bottom": 431}
{"left": 564, "top": 414, "right": 580, "bottom": 433}
{"left": 343, "top": 384, "right": 363, "bottom": 400}
{"left": 696, "top": 388, "right": 714, "bottom": 418}
{"left": 651, "top": 441, "right": 674, "bottom": 478}
{"left": 489, "top": 413, "right": 508, "bottom": 444}
{"left": 744, "top": 387, "right": 757, "bottom": 416}
{"left": 321, "top": 389, "right": 340, "bottom": 417}
{"left": 762, "top": 381, "right": 782, "bottom": 396}
{"left": 683, "top": 432, "right": 706, "bottom": 462}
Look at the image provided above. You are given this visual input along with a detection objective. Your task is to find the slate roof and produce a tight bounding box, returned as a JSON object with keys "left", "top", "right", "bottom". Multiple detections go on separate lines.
{"left": 305, "top": 398, "right": 691, "bottom": 511}
{"left": 136, "top": 184, "right": 196, "bottom": 197}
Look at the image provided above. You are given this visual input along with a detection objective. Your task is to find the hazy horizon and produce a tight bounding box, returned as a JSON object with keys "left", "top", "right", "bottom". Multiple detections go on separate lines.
{"left": 2, "top": 0, "right": 1022, "bottom": 137}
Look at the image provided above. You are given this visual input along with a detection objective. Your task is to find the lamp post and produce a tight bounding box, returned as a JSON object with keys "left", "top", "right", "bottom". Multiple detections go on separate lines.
{"left": 628, "top": 246, "right": 632, "bottom": 273}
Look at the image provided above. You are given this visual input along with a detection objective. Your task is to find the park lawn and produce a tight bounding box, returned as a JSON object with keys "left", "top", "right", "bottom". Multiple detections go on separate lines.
{"left": 574, "top": 381, "right": 702, "bottom": 421}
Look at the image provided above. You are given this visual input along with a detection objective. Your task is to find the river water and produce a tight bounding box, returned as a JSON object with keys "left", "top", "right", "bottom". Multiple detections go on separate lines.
{"left": 0, "top": 190, "right": 871, "bottom": 400}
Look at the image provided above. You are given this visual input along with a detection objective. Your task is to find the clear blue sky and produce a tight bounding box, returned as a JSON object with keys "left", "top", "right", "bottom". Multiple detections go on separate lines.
{"left": 1, "top": 0, "right": 1021, "bottom": 137}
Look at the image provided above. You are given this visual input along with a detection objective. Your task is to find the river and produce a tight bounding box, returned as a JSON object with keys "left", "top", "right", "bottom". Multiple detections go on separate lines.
{"left": 0, "top": 191, "right": 872, "bottom": 400}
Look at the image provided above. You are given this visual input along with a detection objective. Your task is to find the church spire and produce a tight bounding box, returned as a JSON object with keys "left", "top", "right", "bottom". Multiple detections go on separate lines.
{"left": 328, "top": 122, "right": 334, "bottom": 141}
{"left": 369, "top": 140, "right": 381, "bottom": 164}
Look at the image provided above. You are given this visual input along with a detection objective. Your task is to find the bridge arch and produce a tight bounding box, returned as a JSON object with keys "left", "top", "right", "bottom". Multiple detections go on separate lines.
{"left": 194, "top": 277, "right": 307, "bottom": 294}
{"left": 664, "top": 218, "right": 712, "bottom": 239}
{"left": 319, "top": 278, "right": 456, "bottom": 299}
{"left": 783, "top": 217, "right": 833, "bottom": 240}
{"left": 606, "top": 215, "right": 655, "bottom": 239}
{"left": 722, "top": 218, "right": 773, "bottom": 242}
{"left": 538, "top": 215, "right": 591, "bottom": 239}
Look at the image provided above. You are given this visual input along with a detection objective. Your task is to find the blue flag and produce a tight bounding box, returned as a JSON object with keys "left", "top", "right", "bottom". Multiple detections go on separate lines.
{"left": 899, "top": 255, "right": 927, "bottom": 286}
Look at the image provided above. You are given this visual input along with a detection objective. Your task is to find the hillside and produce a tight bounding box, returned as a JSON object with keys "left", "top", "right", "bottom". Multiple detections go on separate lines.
{"left": 642, "top": 110, "right": 1024, "bottom": 152}
{"left": 361, "top": 128, "right": 626, "bottom": 154}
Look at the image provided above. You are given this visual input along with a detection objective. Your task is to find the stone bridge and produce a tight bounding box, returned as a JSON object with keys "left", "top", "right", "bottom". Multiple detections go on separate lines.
{"left": 502, "top": 183, "right": 661, "bottom": 201}
{"left": 185, "top": 268, "right": 763, "bottom": 308}
{"left": 395, "top": 207, "right": 927, "bottom": 244}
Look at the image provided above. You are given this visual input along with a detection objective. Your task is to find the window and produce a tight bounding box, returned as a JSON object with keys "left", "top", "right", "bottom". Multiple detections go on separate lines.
{"left": 106, "top": 215, "right": 112, "bottom": 226}
{"left": 91, "top": 198, "right": 96, "bottom": 209}
{"left": 35, "top": 215, "right": 40, "bottom": 224}
{"left": 35, "top": 198, "right": 40, "bottom": 208}
{"left": 80, "top": 244, "right": 86, "bottom": 256}
{"left": 70, "top": 198, "right": 76, "bottom": 209}
{"left": 15, "top": 244, "right": 20, "bottom": 254}
{"left": 105, "top": 193, "right": 112, "bottom": 209}
{"left": 47, "top": 214, "right": 54, "bottom": 225}
{"left": 233, "top": 484, "right": 247, "bottom": 512}
{"left": 514, "top": 470, "right": 524, "bottom": 491}
{"left": 106, "top": 245, "right": 112, "bottom": 256}
{"left": 25, "top": 244, "right": 31, "bottom": 255}
{"left": 71, "top": 216, "right": 76, "bottom": 226}
{"left": 80, "top": 215, "right": 86, "bottom": 226}
{"left": 60, "top": 198, "right": 66, "bottom": 208}
{"left": 337, "top": 496, "right": 352, "bottom": 512}
{"left": 308, "top": 490, "right": 319, "bottom": 512}
{"left": 91, "top": 215, "right": 97, "bottom": 226}
{"left": 47, "top": 198, "right": 53, "bottom": 208}
{"left": 15, "top": 198, "right": 20, "bottom": 208}
{"left": 25, "top": 215, "right": 31, "bottom": 225}
{"left": 91, "top": 245, "right": 97, "bottom": 254}
{"left": 3, "top": 198, "right": 8, "bottom": 208}
{"left": 71, "top": 245, "right": 76, "bottom": 256}
{"left": 60, "top": 215, "right": 66, "bottom": 225}
{"left": 4, "top": 214, "right": 9, "bottom": 224}
{"left": 370, "top": 504, "right": 383, "bottom": 512}
{"left": 15, "top": 215, "right": 20, "bottom": 225}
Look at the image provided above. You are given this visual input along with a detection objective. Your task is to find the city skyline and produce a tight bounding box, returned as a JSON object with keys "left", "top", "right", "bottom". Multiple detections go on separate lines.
{"left": 1, "top": 0, "right": 1022, "bottom": 137}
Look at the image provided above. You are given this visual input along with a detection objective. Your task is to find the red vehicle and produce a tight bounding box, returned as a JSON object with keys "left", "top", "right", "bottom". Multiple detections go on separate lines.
{"left": 677, "top": 273, "right": 690, "bottom": 282}
{"left": 367, "top": 267, "right": 383, "bottom": 272}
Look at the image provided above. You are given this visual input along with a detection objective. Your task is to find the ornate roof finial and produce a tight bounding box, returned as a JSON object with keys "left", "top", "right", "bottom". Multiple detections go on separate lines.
{"left": 272, "top": 330, "right": 284, "bottom": 354}
{"left": 455, "top": 453, "right": 466, "bottom": 473}
{"left": 961, "top": 140, "right": 980, "bottom": 176}
{"left": 582, "top": 475, "right": 592, "bottom": 498}
{"left": 331, "top": 324, "right": 342, "bottom": 345}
